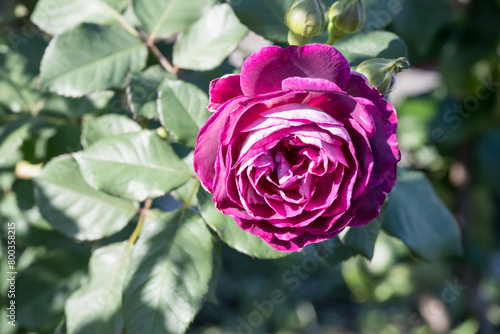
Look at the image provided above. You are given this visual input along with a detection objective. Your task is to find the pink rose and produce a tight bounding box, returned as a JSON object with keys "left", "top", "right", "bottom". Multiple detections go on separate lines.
{"left": 194, "top": 44, "right": 400, "bottom": 252}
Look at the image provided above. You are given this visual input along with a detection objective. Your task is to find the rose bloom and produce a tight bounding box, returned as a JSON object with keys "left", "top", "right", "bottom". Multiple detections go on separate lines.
{"left": 194, "top": 44, "right": 399, "bottom": 252}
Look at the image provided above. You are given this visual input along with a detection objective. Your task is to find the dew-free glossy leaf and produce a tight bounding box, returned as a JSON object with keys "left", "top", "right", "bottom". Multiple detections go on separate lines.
{"left": 35, "top": 156, "right": 138, "bottom": 240}
{"left": 133, "top": 0, "right": 215, "bottom": 39}
{"left": 343, "top": 217, "right": 382, "bottom": 260}
{"left": 128, "top": 65, "right": 173, "bottom": 119}
{"left": 0, "top": 122, "right": 30, "bottom": 167}
{"left": 32, "top": 0, "right": 128, "bottom": 35}
{"left": 158, "top": 79, "right": 209, "bottom": 147}
{"left": 228, "top": 0, "right": 294, "bottom": 43}
{"left": 123, "top": 209, "right": 213, "bottom": 334}
{"left": 40, "top": 24, "right": 147, "bottom": 97}
{"left": 382, "top": 169, "right": 463, "bottom": 261}
{"left": 75, "top": 131, "right": 192, "bottom": 201}
{"left": 173, "top": 4, "right": 248, "bottom": 71}
{"left": 334, "top": 31, "right": 408, "bottom": 66}
{"left": 81, "top": 114, "right": 142, "bottom": 148}
{"left": 66, "top": 242, "right": 132, "bottom": 334}
{"left": 197, "top": 189, "right": 289, "bottom": 259}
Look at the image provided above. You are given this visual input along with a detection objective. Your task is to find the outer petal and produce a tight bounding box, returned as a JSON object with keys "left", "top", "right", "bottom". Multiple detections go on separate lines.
{"left": 208, "top": 74, "right": 243, "bottom": 112}
{"left": 194, "top": 96, "right": 245, "bottom": 192}
{"left": 345, "top": 71, "right": 398, "bottom": 126}
{"left": 240, "top": 44, "right": 351, "bottom": 97}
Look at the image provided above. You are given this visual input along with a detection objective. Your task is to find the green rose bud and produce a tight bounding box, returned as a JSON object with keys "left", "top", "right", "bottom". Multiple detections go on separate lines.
{"left": 355, "top": 57, "right": 409, "bottom": 95}
{"left": 285, "top": 0, "right": 325, "bottom": 38}
{"left": 327, "top": 0, "right": 366, "bottom": 44}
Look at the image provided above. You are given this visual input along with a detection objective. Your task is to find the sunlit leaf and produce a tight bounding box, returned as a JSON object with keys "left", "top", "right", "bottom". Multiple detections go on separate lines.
{"left": 35, "top": 156, "right": 138, "bottom": 240}
{"left": 40, "top": 24, "right": 147, "bottom": 97}
{"left": 197, "top": 189, "right": 289, "bottom": 259}
{"left": 75, "top": 131, "right": 192, "bottom": 201}
{"left": 123, "top": 209, "right": 213, "bottom": 334}
{"left": 173, "top": 4, "right": 248, "bottom": 71}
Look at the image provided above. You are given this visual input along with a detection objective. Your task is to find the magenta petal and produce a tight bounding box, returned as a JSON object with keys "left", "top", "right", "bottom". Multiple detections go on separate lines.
{"left": 240, "top": 44, "right": 351, "bottom": 97}
{"left": 282, "top": 77, "right": 345, "bottom": 94}
{"left": 194, "top": 96, "right": 244, "bottom": 192}
{"left": 345, "top": 71, "right": 398, "bottom": 126}
{"left": 208, "top": 74, "right": 243, "bottom": 112}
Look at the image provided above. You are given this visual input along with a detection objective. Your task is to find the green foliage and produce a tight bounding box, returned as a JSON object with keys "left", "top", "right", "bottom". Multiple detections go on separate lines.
{"left": 75, "top": 131, "right": 192, "bottom": 201}
{"left": 334, "top": 30, "right": 407, "bottom": 66}
{"left": 122, "top": 209, "right": 213, "bottom": 334}
{"left": 197, "top": 189, "right": 289, "bottom": 259}
{"left": 173, "top": 4, "right": 248, "bottom": 71}
{"left": 40, "top": 23, "right": 147, "bottom": 97}
{"left": 31, "top": 0, "right": 128, "bottom": 35}
{"left": 34, "top": 156, "right": 138, "bottom": 240}
{"left": 229, "top": 0, "right": 295, "bottom": 43}
{"left": 158, "top": 80, "right": 210, "bottom": 147}
{"left": 65, "top": 242, "right": 132, "bottom": 334}
{"left": 383, "top": 169, "right": 463, "bottom": 261}
{"left": 133, "top": 0, "right": 215, "bottom": 39}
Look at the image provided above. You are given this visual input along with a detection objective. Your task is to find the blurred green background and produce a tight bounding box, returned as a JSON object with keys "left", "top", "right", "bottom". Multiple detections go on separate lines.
{"left": 1, "top": 0, "right": 499, "bottom": 333}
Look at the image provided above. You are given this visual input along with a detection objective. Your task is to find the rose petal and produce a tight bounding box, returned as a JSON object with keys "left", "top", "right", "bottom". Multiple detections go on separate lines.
{"left": 240, "top": 44, "right": 351, "bottom": 97}
{"left": 208, "top": 74, "right": 243, "bottom": 112}
{"left": 281, "top": 77, "right": 345, "bottom": 94}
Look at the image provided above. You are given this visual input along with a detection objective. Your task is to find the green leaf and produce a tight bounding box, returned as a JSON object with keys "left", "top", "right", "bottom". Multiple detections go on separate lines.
{"left": 40, "top": 23, "right": 147, "bottom": 97}
{"left": 0, "top": 121, "right": 30, "bottom": 167}
{"left": 228, "top": 0, "right": 294, "bottom": 43}
{"left": 133, "top": 0, "right": 215, "bottom": 39}
{"left": 16, "top": 249, "right": 89, "bottom": 329}
{"left": 123, "top": 209, "right": 213, "bottom": 334}
{"left": 75, "top": 130, "right": 192, "bottom": 201}
{"left": 32, "top": 0, "right": 128, "bottom": 35}
{"left": 343, "top": 217, "right": 382, "bottom": 260}
{"left": 342, "top": 201, "right": 388, "bottom": 260}
{"left": 334, "top": 31, "right": 408, "bottom": 67}
{"left": 170, "top": 151, "right": 199, "bottom": 207}
{"left": 362, "top": 0, "right": 407, "bottom": 31}
{"left": 313, "top": 236, "right": 356, "bottom": 268}
{"left": 0, "top": 47, "right": 42, "bottom": 113}
{"left": 173, "top": 4, "right": 248, "bottom": 71}
{"left": 128, "top": 65, "right": 173, "bottom": 119}
{"left": 197, "top": 189, "right": 289, "bottom": 259}
{"left": 382, "top": 169, "right": 463, "bottom": 261}
{"left": 66, "top": 242, "right": 133, "bottom": 334}
{"left": 158, "top": 79, "right": 210, "bottom": 147}
{"left": 81, "top": 114, "right": 142, "bottom": 148}
{"left": 35, "top": 155, "right": 138, "bottom": 240}
{"left": 392, "top": 0, "right": 450, "bottom": 55}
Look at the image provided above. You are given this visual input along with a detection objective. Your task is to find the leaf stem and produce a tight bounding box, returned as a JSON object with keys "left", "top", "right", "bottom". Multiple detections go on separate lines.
{"left": 92, "top": 0, "right": 141, "bottom": 38}
{"left": 183, "top": 180, "right": 200, "bottom": 209}
{"left": 129, "top": 198, "right": 153, "bottom": 244}
{"left": 145, "top": 38, "right": 178, "bottom": 75}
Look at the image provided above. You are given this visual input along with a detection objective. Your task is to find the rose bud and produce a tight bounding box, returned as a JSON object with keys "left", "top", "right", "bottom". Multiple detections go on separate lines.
{"left": 355, "top": 57, "right": 409, "bottom": 95}
{"left": 194, "top": 44, "right": 400, "bottom": 252}
{"left": 285, "top": 0, "right": 325, "bottom": 38}
{"left": 327, "top": 0, "right": 366, "bottom": 44}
